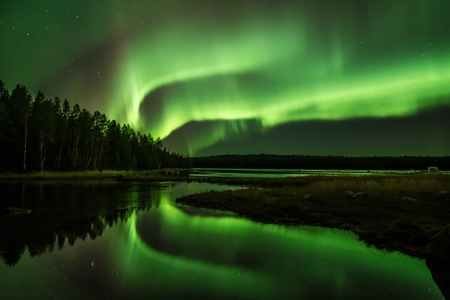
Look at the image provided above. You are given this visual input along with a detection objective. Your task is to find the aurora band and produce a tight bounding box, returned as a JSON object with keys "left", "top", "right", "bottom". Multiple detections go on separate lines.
{"left": 107, "top": 2, "right": 450, "bottom": 155}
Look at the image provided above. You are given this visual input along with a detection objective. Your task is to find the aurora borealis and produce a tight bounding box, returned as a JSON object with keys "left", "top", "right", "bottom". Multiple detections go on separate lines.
{"left": 1, "top": 1, "right": 450, "bottom": 155}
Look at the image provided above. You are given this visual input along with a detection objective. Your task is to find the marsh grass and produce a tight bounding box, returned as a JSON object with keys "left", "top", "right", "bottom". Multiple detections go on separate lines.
{"left": 293, "top": 174, "right": 449, "bottom": 203}
{"left": 0, "top": 169, "right": 191, "bottom": 181}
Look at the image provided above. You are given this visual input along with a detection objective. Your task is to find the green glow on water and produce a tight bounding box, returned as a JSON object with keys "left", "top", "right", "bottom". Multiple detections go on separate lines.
{"left": 0, "top": 182, "right": 444, "bottom": 299}
{"left": 119, "top": 204, "right": 443, "bottom": 299}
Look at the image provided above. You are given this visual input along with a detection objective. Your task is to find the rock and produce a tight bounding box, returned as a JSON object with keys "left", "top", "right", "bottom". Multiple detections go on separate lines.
{"left": 426, "top": 224, "right": 450, "bottom": 262}
{"left": 302, "top": 194, "right": 314, "bottom": 200}
{"left": 366, "top": 181, "right": 380, "bottom": 187}
{"left": 401, "top": 196, "right": 417, "bottom": 202}
{"left": 117, "top": 174, "right": 125, "bottom": 179}
{"left": 344, "top": 191, "right": 356, "bottom": 200}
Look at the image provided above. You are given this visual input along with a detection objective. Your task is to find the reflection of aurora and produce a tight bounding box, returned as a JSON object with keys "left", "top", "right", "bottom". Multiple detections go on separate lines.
{"left": 0, "top": 182, "right": 443, "bottom": 299}
{"left": 121, "top": 203, "right": 443, "bottom": 299}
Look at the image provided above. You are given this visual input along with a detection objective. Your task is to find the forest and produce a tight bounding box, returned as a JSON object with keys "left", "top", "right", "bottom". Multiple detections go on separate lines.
{"left": 0, "top": 80, "right": 191, "bottom": 172}
{"left": 2, "top": 79, "right": 449, "bottom": 173}
{"left": 193, "top": 154, "right": 450, "bottom": 170}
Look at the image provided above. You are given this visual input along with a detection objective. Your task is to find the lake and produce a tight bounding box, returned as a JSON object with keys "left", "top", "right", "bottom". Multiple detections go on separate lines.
{"left": 0, "top": 181, "right": 444, "bottom": 299}
{"left": 190, "top": 168, "right": 416, "bottom": 178}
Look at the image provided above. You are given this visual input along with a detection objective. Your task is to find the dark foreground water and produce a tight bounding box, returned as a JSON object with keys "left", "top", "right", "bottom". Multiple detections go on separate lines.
{"left": 0, "top": 181, "right": 444, "bottom": 299}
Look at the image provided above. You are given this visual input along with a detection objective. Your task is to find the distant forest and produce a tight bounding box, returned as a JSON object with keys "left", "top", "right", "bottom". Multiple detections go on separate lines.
{"left": 0, "top": 80, "right": 191, "bottom": 172}
{"left": 193, "top": 154, "right": 450, "bottom": 170}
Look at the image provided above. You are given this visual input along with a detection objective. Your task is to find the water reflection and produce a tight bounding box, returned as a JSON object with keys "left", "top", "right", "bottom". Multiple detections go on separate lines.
{"left": 0, "top": 181, "right": 236, "bottom": 267}
{"left": 0, "top": 181, "right": 171, "bottom": 266}
{"left": 0, "top": 181, "right": 444, "bottom": 299}
{"left": 126, "top": 205, "right": 443, "bottom": 299}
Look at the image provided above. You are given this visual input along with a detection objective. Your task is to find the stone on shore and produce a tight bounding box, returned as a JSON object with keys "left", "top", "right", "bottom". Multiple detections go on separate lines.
{"left": 302, "top": 194, "right": 315, "bottom": 200}
{"left": 401, "top": 196, "right": 417, "bottom": 202}
{"left": 344, "top": 191, "right": 356, "bottom": 200}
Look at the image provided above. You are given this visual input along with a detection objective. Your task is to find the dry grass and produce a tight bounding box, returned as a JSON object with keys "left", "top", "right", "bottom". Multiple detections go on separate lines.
{"left": 296, "top": 174, "right": 449, "bottom": 202}
{"left": 0, "top": 169, "right": 192, "bottom": 181}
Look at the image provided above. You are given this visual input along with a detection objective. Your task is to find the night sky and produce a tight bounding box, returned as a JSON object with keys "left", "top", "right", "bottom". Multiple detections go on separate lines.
{"left": 1, "top": 1, "right": 449, "bottom": 156}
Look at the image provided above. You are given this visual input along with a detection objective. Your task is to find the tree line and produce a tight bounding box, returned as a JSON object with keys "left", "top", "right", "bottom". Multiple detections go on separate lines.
{"left": 0, "top": 80, "right": 191, "bottom": 172}
{"left": 192, "top": 154, "right": 450, "bottom": 170}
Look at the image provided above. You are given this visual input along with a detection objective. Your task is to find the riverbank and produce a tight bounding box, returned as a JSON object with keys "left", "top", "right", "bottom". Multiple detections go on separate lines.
{"left": 0, "top": 169, "right": 192, "bottom": 181}
{"left": 177, "top": 174, "right": 450, "bottom": 298}
{"left": 179, "top": 174, "right": 450, "bottom": 256}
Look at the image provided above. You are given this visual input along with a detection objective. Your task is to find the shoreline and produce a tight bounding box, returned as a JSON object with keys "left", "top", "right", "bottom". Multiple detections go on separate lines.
{"left": 0, "top": 169, "right": 192, "bottom": 182}
{"left": 176, "top": 174, "right": 450, "bottom": 299}
{"left": 177, "top": 178, "right": 450, "bottom": 259}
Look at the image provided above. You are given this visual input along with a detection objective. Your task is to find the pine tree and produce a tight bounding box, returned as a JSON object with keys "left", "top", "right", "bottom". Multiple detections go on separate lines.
{"left": 10, "top": 84, "right": 32, "bottom": 171}
{"left": 31, "top": 91, "right": 55, "bottom": 171}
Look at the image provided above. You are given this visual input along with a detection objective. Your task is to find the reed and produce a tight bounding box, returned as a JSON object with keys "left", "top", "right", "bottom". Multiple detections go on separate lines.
{"left": 0, "top": 169, "right": 192, "bottom": 181}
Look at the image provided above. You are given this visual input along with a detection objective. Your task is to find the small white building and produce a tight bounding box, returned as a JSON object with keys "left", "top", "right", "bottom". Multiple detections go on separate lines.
{"left": 428, "top": 166, "right": 439, "bottom": 173}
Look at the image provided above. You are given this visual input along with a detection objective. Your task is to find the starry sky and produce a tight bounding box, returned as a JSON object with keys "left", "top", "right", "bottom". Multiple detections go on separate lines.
{"left": 1, "top": 0, "right": 449, "bottom": 156}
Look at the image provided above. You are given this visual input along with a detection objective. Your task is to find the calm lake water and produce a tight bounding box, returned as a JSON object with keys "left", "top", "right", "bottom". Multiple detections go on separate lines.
{"left": 0, "top": 181, "right": 444, "bottom": 299}
{"left": 191, "top": 168, "right": 416, "bottom": 178}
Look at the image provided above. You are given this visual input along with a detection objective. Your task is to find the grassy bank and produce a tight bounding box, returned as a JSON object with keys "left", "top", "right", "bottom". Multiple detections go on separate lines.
{"left": 177, "top": 174, "right": 450, "bottom": 297}
{"left": 177, "top": 174, "right": 450, "bottom": 258}
{"left": 0, "top": 169, "right": 192, "bottom": 181}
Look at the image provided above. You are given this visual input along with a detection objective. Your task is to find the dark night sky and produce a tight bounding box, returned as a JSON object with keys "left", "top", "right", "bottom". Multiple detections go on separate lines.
{"left": 1, "top": 0, "right": 449, "bottom": 156}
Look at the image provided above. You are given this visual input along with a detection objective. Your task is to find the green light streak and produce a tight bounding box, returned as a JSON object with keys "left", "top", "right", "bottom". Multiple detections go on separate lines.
{"left": 2, "top": 1, "right": 450, "bottom": 155}
{"left": 103, "top": 2, "right": 450, "bottom": 155}
{"left": 110, "top": 16, "right": 305, "bottom": 134}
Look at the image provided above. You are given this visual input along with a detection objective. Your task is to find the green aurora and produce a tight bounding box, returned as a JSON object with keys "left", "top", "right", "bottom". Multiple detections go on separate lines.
{"left": 1, "top": 1, "right": 449, "bottom": 155}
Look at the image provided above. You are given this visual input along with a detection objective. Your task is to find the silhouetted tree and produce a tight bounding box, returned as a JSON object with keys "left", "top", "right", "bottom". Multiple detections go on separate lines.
{"left": 9, "top": 84, "right": 32, "bottom": 171}
{"left": 52, "top": 97, "right": 69, "bottom": 170}
{"left": 30, "top": 91, "right": 55, "bottom": 171}
{"left": 69, "top": 103, "right": 82, "bottom": 169}
{"left": 91, "top": 111, "right": 108, "bottom": 170}
{"left": 0, "top": 81, "right": 14, "bottom": 169}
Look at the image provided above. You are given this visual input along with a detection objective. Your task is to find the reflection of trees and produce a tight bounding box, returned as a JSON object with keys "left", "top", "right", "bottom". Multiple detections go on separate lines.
{"left": 0, "top": 182, "right": 154, "bottom": 266}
